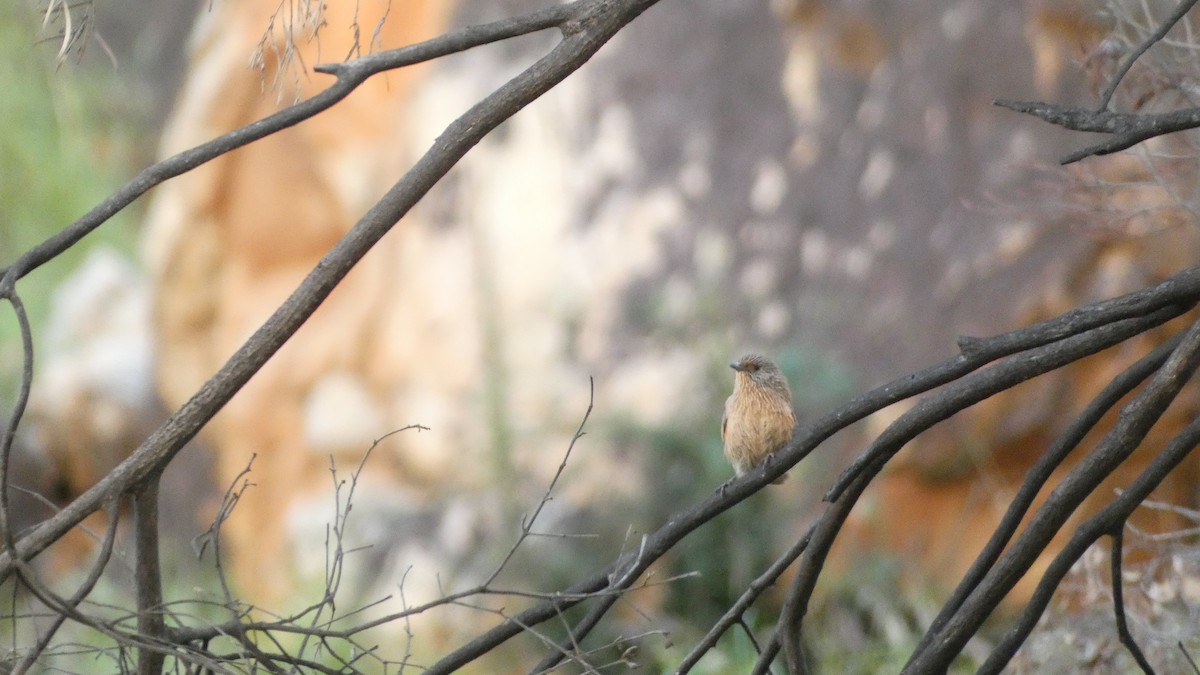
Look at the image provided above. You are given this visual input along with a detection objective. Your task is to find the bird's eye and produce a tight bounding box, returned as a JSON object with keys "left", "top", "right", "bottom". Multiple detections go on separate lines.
{"left": 746, "top": 363, "right": 759, "bottom": 372}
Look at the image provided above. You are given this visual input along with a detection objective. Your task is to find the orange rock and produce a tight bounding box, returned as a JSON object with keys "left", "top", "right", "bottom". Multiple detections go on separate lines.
{"left": 142, "top": 0, "right": 452, "bottom": 604}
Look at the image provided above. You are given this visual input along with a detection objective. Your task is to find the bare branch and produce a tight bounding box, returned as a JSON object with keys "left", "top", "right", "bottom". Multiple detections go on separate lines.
{"left": 487, "top": 377, "right": 594, "bottom": 588}
{"left": 0, "top": 284, "right": 35, "bottom": 560}
{"left": 996, "top": 0, "right": 1200, "bottom": 163}
{"left": 1097, "top": 0, "right": 1200, "bottom": 111}
{"left": 1181, "top": 641, "right": 1200, "bottom": 673}
{"left": 994, "top": 99, "right": 1200, "bottom": 164}
{"left": 133, "top": 479, "right": 164, "bottom": 675}
{"left": 675, "top": 523, "right": 812, "bottom": 673}
{"left": 11, "top": 499, "right": 120, "bottom": 674}
{"left": 913, "top": 332, "right": 1183, "bottom": 657}
{"left": 828, "top": 306, "right": 1189, "bottom": 505}
{"left": 1109, "top": 525, "right": 1156, "bottom": 675}
{"left": 973, "top": 411, "right": 1200, "bottom": 672}
{"left": 910, "top": 314, "right": 1200, "bottom": 672}
{"left": 157, "top": 393, "right": 605, "bottom": 671}
{"left": 10, "top": 1, "right": 1200, "bottom": 671}
{"left": 0, "top": 0, "right": 664, "bottom": 583}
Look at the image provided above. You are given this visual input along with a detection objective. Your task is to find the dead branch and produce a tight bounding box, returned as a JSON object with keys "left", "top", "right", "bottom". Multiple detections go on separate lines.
{"left": 995, "top": 99, "right": 1200, "bottom": 164}
{"left": 0, "top": 0, "right": 663, "bottom": 584}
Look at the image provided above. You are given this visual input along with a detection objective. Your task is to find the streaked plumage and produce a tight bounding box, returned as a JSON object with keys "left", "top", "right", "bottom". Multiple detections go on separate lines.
{"left": 722, "top": 354, "right": 795, "bottom": 484}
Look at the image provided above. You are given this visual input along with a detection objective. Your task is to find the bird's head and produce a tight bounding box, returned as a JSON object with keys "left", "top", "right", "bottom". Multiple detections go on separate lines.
{"left": 730, "top": 354, "right": 786, "bottom": 388}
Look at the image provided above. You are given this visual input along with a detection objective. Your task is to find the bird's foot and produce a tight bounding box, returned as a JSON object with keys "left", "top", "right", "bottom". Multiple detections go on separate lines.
{"left": 763, "top": 453, "right": 788, "bottom": 484}
{"left": 718, "top": 477, "right": 734, "bottom": 497}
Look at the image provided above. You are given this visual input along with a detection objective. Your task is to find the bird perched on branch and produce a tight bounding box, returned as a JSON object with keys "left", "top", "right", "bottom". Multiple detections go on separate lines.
{"left": 722, "top": 354, "right": 796, "bottom": 484}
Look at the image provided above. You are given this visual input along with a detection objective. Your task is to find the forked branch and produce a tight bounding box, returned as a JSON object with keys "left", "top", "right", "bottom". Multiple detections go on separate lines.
{"left": 0, "top": 0, "right": 664, "bottom": 582}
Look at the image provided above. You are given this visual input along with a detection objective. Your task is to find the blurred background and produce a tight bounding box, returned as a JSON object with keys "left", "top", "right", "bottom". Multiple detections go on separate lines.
{"left": 4, "top": 0, "right": 1200, "bottom": 671}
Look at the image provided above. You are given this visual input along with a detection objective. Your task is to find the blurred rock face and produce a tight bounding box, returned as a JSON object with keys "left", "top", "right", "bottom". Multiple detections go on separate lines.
{"left": 33, "top": 249, "right": 154, "bottom": 493}
{"left": 132, "top": 0, "right": 1198, "bottom": 638}
{"left": 141, "top": 0, "right": 457, "bottom": 603}
{"left": 20, "top": 250, "right": 158, "bottom": 569}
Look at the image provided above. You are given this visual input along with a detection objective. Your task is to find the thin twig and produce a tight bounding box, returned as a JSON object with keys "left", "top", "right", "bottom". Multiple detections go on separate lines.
{"left": 675, "top": 524, "right": 813, "bottom": 673}
{"left": 0, "top": 0, "right": 656, "bottom": 583}
{"left": 12, "top": 499, "right": 121, "bottom": 674}
{"left": 0, "top": 282, "right": 35, "bottom": 579}
{"left": 1109, "top": 525, "right": 1156, "bottom": 674}
{"left": 487, "top": 377, "right": 594, "bottom": 588}
{"left": 1180, "top": 641, "right": 1200, "bottom": 674}
{"left": 1097, "top": 0, "right": 1200, "bottom": 111}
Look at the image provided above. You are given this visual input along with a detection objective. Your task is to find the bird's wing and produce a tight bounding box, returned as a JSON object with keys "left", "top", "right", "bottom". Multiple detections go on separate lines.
{"left": 721, "top": 398, "right": 730, "bottom": 442}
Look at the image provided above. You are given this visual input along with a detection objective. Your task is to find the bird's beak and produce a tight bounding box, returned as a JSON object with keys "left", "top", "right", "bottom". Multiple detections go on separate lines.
{"left": 729, "top": 360, "right": 742, "bottom": 372}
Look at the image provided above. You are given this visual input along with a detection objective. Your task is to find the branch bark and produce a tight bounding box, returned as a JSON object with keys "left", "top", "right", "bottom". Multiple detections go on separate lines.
{"left": 8, "top": 0, "right": 1200, "bottom": 671}
{"left": 906, "top": 314, "right": 1200, "bottom": 672}
{"left": 994, "top": 99, "right": 1200, "bottom": 164}
{"left": 134, "top": 478, "right": 165, "bottom": 675}
{"left": 0, "top": 0, "right": 663, "bottom": 582}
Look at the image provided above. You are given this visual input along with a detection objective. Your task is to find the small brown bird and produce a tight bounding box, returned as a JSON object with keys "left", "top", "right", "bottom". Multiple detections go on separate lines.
{"left": 722, "top": 354, "right": 796, "bottom": 484}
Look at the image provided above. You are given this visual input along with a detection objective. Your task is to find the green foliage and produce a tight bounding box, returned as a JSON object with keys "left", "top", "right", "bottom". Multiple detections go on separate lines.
{"left": 592, "top": 348, "right": 860, "bottom": 669}
{"left": 0, "top": 3, "right": 143, "bottom": 401}
{"left": 804, "top": 557, "right": 980, "bottom": 674}
{"left": 774, "top": 347, "right": 858, "bottom": 415}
